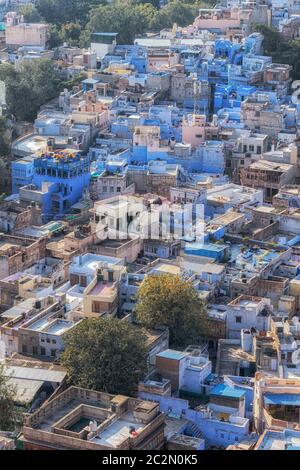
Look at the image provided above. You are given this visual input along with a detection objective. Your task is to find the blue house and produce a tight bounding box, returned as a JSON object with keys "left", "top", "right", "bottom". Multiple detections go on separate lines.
{"left": 184, "top": 242, "right": 230, "bottom": 262}
{"left": 82, "top": 78, "right": 100, "bottom": 93}
{"left": 139, "top": 382, "right": 250, "bottom": 448}
{"left": 22, "top": 150, "right": 91, "bottom": 221}
{"left": 214, "top": 39, "right": 243, "bottom": 66}
{"left": 12, "top": 157, "right": 34, "bottom": 194}
{"left": 214, "top": 84, "right": 257, "bottom": 113}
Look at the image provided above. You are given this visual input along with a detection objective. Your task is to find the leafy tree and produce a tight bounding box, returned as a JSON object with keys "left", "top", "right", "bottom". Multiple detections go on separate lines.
{"left": 0, "top": 116, "right": 11, "bottom": 155}
{"left": 0, "top": 60, "right": 62, "bottom": 121}
{"left": 150, "top": 0, "right": 199, "bottom": 30}
{"left": 48, "top": 24, "right": 63, "bottom": 48}
{"left": 82, "top": 2, "right": 157, "bottom": 45}
{"left": 34, "top": 0, "right": 213, "bottom": 47}
{"left": 136, "top": 274, "right": 210, "bottom": 347}
{"left": 60, "top": 23, "right": 82, "bottom": 46}
{"left": 253, "top": 24, "right": 281, "bottom": 54}
{"left": 19, "top": 4, "right": 43, "bottom": 23}
{"left": 61, "top": 318, "right": 148, "bottom": 395}
{"left": 36, "top": 0, "right": 106, "bottom": 26}
{"left": 0, "top": 363, "right": 17, "bottom": 431}
{"left": 136, "top": 0, "right": 160, "bottom": 7}
{"left": 254, "top": 24, "right": 300, "bottom": 80}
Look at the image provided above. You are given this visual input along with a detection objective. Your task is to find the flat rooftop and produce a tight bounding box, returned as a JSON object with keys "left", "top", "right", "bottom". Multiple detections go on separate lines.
{"left": 235, "top": 299, "right": 262, "bottom": 309}
{"left": 157, "top": 349, "right": 187, "bottom": 361}
{"left": 248, "top": 160, "right": 293, "bottom": 172}
{"left": 257, "top": 429, "right": 300, "bottom": 450}
{"left": 210, "top": 383, "right": 246, "bottom": 399}
{"left": 12, "top": 134, "right": 69, "bottom": 156}
{"left": 149, "top": 263, "right": 181, "bottom": 276}
{"left": 89, "top": 282, "right": 115, "bottom": 297}
{"left": 216, "top": 340, "right": 255, "bottom": 376}
{"left": 91, "top": 411, "right": 145, "bottom": 449}
{"left": 42, "top": 320, "right": 74, "bottom": 335}
{"left": 71, "top": 254, "right": 123, "bottom": 273}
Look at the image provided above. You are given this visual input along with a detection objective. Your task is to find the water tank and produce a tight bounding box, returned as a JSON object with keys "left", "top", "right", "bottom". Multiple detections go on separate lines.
{"left": 89, "top": 420, "right": 97, "bottom": 432}
{"left": 241, "top": 329, "right": 253, "bottom": 353}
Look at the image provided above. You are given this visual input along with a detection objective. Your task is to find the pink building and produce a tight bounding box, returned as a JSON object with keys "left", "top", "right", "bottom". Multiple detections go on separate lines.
{"left": 6, "top": 23, "right": 49, "bottom": 49}
{"left": 182, "top": 114, "right": 219, "bottom": 148}
{"left": 193, "top": 8, "right": 243, "bottom": 32}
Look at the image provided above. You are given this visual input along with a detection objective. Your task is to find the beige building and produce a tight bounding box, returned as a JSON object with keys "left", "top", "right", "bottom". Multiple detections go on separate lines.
{"left": 83, "top": 265, "right": 126, "bottom": 318}
{"left": 254, "top": 373, "right": 300, "bottom": 434}
{"left": 6, "top": 23, "right": 49, "bottom": 49}
{"left": 240, "top": 160, "right": 295, "bottom": 202}
{"left": 22, "top": 386, "right": 165, "bottom": 450}
{"left": 241, "top": 95, "right": 285, "bottom": 138}
{"left": 133, "top": 126, "right": 160, "bottom": 151}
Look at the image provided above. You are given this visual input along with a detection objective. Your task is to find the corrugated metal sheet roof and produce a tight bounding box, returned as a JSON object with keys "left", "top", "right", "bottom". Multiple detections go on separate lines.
{"left": 7, "top": 378, "right": 43, "bottom": 405}
{"left": 4, "top": 366, "right": 66, "bottom": 383}
{"left": 264, "top": 393, "right": 300, "bottom": 406}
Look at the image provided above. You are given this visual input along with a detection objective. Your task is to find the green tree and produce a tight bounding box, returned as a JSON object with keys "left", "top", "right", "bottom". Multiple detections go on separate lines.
{"left": 82, "top": 2, "right": 156, "bottom": 45}
{"left": 36, "top": 0, "right": 58, "bottom": 24}
{"left": 253, "top": 24, "right": 282, "bottom": 54}
{"left": 0, "top": 364, "right": 17, "bottom": 431}
{"left": 19, "top": 4, "right": 42, "bottom": 22}
{"left": 60, "top": 23, "right": 82, "bottom": 46}
{"left": 254, "top": 24, "right": 300, "bottom": 80}
{"left": 150, "top": 0, "right": 199, "bottom": 30}
{"left": 0, "top": 60, "right": 62, "bottom": 121}
{"left": 36, "top": 0, "right": 106, "bottom": 26}
{"left": 61, "top": 318, "right": 148, "bottom": 395}
{"left": 0, "top": 116, "right": 11, "bottom": 155}
{"left": 48, "top": 24, "right": 63, "bottom": 48}
{"left": 136, "top": 274, "right": 210, "bottom": 347}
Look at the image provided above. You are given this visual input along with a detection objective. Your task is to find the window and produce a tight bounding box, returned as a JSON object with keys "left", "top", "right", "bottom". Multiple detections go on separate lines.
{"left": 92, "top": 301, "right": 103, "bottom": 314}
{"left": 70, "top": 273, "right": 79, "bottom": 285}
{"left": 51, "top": 349, "right": 56, "bottom": 357}
{"left": 32, "top": 346, "right": 38, "bottom": 355}
{"left": 52, "top": 339, "right": 56, "bottom": 344}
{"left": 41, "top": 347, "right": 46, "bottom": 356}
{"left": 22, "top": 344, "right": 27, "bottom": 354}
{"left": 236, "top": 316, "right": 242, "bottom": 323}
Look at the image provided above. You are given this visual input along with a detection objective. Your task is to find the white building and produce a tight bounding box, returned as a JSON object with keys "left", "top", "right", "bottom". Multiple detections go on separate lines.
{"left": 226, "top": 295, "right": 272, "bottom": 339}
